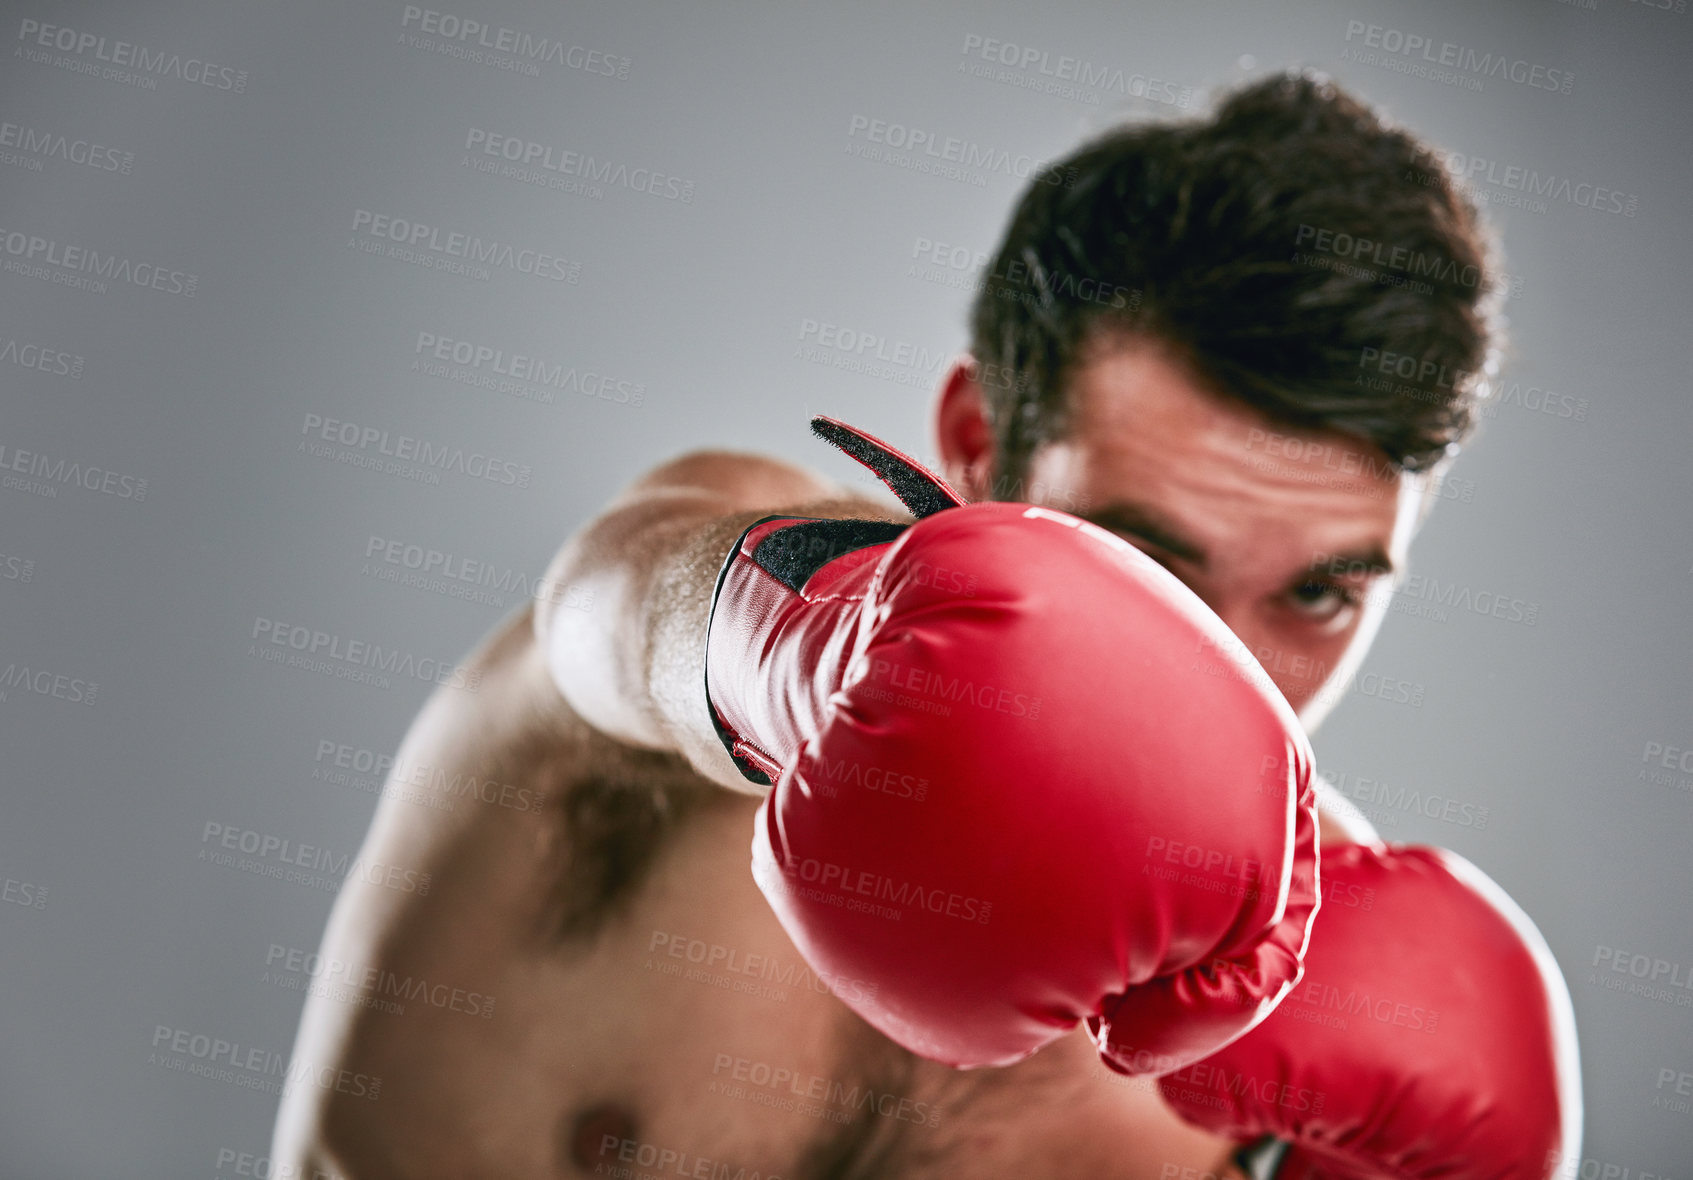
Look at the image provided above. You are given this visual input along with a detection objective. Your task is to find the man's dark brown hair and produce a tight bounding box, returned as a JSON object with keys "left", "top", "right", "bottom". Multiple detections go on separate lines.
{"left": 968, "top": 69, "right": 1503, "bottom": 484}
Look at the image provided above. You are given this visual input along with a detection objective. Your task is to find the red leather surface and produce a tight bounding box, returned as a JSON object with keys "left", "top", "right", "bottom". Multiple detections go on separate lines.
{"left": 713, "top": 500, "right": 1318, "bottom": 1072}
{"left": 1160, "top": 843, "right": 1583, "bottom": 1179}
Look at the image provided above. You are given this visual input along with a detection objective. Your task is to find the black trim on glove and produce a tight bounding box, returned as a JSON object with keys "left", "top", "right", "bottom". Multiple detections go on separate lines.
{"left": 1232, "top": 1137, "right": 1290, "bottom": 1180}
{"left": 752, "top": 519, "right": 909, "bottom": 594}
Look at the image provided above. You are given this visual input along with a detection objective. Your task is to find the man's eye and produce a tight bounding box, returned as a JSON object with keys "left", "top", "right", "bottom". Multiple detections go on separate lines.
{"left": 1287, "top": 581, "right": 1361, "bottom": 624}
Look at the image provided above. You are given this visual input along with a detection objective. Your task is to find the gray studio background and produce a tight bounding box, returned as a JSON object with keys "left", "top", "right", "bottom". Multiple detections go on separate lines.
{"left": 2, "top": 0, "right": 1690, "bottom": 1173}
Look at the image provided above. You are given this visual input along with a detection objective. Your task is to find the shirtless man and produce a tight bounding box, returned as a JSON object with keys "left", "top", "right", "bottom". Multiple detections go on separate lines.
{"left": 271, "top": 72, "right": 1575, "bottom": 1179}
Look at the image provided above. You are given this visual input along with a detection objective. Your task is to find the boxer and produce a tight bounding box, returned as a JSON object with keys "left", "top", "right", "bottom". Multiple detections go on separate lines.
{"left": 272, "top": 71, "right": 1573, "bottom": 1177}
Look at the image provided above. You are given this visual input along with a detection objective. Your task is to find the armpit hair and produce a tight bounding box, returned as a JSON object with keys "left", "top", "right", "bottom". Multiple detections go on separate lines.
{"left": 495, "top": 706, "right": 710, "bottom": 950}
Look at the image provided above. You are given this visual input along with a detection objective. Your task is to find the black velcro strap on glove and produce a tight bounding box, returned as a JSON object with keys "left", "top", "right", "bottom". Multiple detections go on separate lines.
{"left": 703, "top": 416, "right": 963, "bottom": 787}
{"left": 751, "top": 518, "right": 909, "bottom": 593}
{"left": 810, "top": 416, "right": 967, "bottom": 520}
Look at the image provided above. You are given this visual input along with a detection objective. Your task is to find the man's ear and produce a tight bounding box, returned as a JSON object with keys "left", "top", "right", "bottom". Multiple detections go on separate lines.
{"left": 935, "top": 356, "right": 997, "bottom": 502}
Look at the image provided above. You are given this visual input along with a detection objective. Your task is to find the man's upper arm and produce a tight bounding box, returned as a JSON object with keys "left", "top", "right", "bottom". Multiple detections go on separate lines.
{"left": 532, "top": 448, "right": 879, "bottom": 790}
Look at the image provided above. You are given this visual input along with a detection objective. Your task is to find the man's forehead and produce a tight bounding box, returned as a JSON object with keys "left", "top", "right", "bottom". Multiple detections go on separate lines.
{"left": 1067, "top": 337, "right": 1387, "bottom": 466}
{"left": 1030, "top": 335, "right": 1410, "bottom": 565}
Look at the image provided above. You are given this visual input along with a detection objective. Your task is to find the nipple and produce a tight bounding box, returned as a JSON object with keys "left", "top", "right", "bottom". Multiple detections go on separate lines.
{"left": 567, "top": 1101, "right": 639, "bottom": 1171}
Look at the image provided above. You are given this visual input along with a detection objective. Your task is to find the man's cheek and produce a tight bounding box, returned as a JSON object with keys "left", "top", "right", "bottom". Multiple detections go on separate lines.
{"left": 1263, "top": 634, "right": 1354, "bottom": 712}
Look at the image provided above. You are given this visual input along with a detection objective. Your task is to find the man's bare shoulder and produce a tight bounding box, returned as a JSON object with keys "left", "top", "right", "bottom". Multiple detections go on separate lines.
{"left": 361, "top": 599, "right": 715, "bottom": 942}
{"left": 618, "top": 447, "right": 843, "bottom": 509}
{"left": 274, "top": 601, "right": 724, "bottom": 1174}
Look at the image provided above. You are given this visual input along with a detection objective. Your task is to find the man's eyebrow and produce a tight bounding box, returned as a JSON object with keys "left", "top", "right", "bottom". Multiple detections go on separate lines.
{"left": 1078, "top": 501, "right": 1209, "bottom": 570}
{"left": 1307, "top": 545, "right": 1397, "bottom": 578}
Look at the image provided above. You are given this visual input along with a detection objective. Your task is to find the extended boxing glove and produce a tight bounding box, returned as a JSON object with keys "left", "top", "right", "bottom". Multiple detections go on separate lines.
{"left": 1159, "top": 842, "right": 1583, "bottom": 1178}
{"left": 705, "top": 416, "right": 1321, "bottom": 1073}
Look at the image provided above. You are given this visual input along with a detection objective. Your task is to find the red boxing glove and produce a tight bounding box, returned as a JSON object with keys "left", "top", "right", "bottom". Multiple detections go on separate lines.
{"left": 1159, "top": 843, "right": 1584, "bottom": 1178}
{"left": 705, "top": 417, "right": 1319, "bottom": 1072}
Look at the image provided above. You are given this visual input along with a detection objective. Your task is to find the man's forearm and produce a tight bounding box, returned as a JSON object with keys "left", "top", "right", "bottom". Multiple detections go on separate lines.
{"left": 535, "top": 450, "right": 899, "bottom": 792}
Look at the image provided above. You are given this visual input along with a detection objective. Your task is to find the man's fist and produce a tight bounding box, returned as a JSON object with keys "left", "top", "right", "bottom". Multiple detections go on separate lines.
{"left": 1159, "top": 843, "right": 1583, "bottom": 1178}
{"left": 706, "top": 418, "right": 1320, "bottom": 1073}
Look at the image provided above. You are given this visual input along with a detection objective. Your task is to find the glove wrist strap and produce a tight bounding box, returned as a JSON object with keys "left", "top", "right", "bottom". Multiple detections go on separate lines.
{"left": 704, "top": 515, "right": 906, "bottom": 786}
{"left": 702, "top": 415, "right": 965, "bottom": 787}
